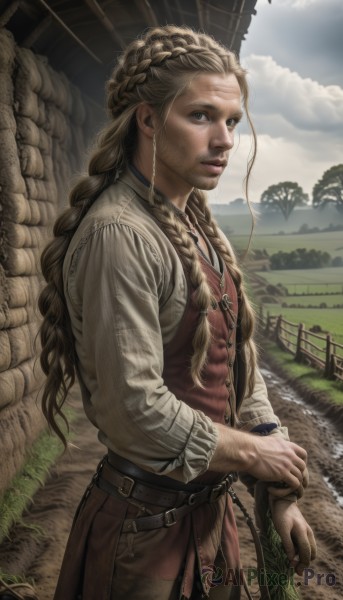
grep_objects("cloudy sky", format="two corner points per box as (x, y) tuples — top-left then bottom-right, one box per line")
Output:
(209, 0), (343, 204)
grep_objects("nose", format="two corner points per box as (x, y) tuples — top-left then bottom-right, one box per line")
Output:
(210, 122), (234, 151)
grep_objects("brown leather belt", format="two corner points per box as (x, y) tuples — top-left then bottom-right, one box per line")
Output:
(97, 455), (237, 532)
(107, 449), (213, 492)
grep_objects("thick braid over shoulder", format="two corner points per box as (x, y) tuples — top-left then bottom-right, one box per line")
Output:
(189, 191), (257, 396)
(148, 196), (212, 387)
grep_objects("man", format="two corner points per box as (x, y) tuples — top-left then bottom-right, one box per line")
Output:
(39, 25), (316, 600)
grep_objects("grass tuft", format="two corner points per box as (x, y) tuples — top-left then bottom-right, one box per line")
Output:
(260, 513), (300, 600)
(0, 408), (76, 544)
(262, 339), (343, 406)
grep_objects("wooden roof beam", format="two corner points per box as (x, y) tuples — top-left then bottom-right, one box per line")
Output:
(196, 0), (209, 30)
(0, 0), (37, 27)
(133, 0), (159, 28)
(22, 15), (52, 47)
(229, 0), (247, 51)
(83, 0), (126, 49)
(35, 0), (103, 63)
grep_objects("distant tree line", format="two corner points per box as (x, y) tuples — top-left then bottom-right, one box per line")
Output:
(252, 248), (342, 269)
(270, 248), (332, 270)
(260, 164), (343, 220)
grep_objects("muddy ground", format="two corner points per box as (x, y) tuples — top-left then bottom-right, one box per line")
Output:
(0, 361), (342, 600)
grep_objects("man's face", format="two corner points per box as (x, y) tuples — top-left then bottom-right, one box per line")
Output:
(155, 72), (243, 200)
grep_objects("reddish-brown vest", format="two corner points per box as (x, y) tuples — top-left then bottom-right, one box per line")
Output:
(161, 251), (242, 597)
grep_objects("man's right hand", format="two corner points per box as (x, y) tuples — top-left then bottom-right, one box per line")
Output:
(247, 434), (307, 491)
(210, 424), (307, 493)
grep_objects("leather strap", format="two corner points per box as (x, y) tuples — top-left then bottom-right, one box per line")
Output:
(107, 450), (214, 492)
(120, 480), (229, 533)
(100, 461), (190, 507)
(121, 499), (212, 533)
(228, 488), (271, 600)
(97, 458), (233, 532)
(99, 460), (232, 511)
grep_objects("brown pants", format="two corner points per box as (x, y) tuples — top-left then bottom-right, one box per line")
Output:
(54, 483), (241, 600)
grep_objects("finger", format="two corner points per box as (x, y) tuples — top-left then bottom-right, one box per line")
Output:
(290, 465), (306, 483)
(268, 485), (295, 498)
(277, 527), (296, 564)
(294, 530), (312, 574)
(281, 471), (304, 491)
(296, 484), (304, 499)
(308, 527), (317, 560)
(292, 456), (307, 474)
(302, 467), (310, 489)
(294, 527), (317, 574)
(291, 443), (307, 462)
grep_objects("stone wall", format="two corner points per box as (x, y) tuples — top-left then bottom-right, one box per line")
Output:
(0, 27), (103, 494)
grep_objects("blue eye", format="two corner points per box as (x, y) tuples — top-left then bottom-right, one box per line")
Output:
(227, 117), (240, 129)
(192, 112), (207, 121)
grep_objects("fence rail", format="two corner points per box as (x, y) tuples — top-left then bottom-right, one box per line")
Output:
(259, 308), (343, 383)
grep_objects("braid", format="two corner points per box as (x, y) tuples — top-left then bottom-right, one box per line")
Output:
(39, 109), (136, 445)
(147, 195), (212, 387)
(189, 191), (257, 396)
(107, 26), (244, 119)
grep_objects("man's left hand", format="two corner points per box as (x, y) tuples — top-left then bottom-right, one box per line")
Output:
(269, 498), (317, 575)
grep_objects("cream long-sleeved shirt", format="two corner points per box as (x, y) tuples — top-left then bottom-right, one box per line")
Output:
(63, 170), (285, 483)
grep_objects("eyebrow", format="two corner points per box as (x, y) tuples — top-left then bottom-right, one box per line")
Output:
(186, 102), (243, 119)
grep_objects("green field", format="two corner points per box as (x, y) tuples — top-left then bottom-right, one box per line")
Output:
(228, 229), (343, 352)
(230, 231), (343, 259)
(281, 294), (343, 307)
(263, 306), (343, 346)
(255, 267), (343, 294)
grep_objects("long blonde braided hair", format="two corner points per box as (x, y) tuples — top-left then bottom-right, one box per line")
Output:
(39, 25), (257, 444)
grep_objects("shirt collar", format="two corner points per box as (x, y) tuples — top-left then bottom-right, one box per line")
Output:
(122, 165), (193, 221)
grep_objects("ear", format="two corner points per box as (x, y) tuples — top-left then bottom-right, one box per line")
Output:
(136, 103), (156, 139)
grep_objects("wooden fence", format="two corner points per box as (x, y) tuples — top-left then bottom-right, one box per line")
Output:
(259, 309), (343, 383)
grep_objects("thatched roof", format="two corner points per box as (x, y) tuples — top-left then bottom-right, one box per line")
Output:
(0, 0), (258, 103)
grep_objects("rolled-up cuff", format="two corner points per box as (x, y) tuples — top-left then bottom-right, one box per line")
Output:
(157, 411), (219, 484)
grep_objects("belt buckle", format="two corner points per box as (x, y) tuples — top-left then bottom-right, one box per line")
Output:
(227, 472), (238, 485)
(164, 508), (177, 527)
(118, 476), (135, 498)
(209, 482), (225, 502)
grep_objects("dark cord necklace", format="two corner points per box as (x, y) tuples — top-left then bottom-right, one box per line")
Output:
(174, 210), (199, 243)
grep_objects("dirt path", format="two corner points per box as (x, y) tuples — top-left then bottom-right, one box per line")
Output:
(0, 366), (342, 599)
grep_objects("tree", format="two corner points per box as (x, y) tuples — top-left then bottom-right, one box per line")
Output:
(231, 197), (245, 206)
(269, 248), (331, 270)
(312, 164), (343, 213)
(260, 182), (308, 220)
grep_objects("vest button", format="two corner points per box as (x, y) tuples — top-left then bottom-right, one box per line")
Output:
(228, 360), (233, 367)
(227, 341), (233, 348)
(229, 323), (235, 330)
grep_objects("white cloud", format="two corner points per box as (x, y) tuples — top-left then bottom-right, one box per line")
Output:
(242, 0), (343, 87)
(276, 0), (323, 7)
(243, 55), (343, 136)
(208, 3), (343, 206)
(267, 0), (322, 7)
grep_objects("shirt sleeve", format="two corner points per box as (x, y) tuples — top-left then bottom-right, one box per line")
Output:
(237, 366), (289, 441)
(67, 222), (219, 483)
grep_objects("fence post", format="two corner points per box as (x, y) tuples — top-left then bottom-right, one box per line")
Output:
(259, 305), (264, 333)
(324, 335), (332, 378)
(295, 323), (304, 362)
(275, 315), (282, 344)
(265, 314), (270, 337)
(329, 354), (336, 380)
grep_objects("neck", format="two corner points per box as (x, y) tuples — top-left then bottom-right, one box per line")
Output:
(132, 157), (192, 212)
